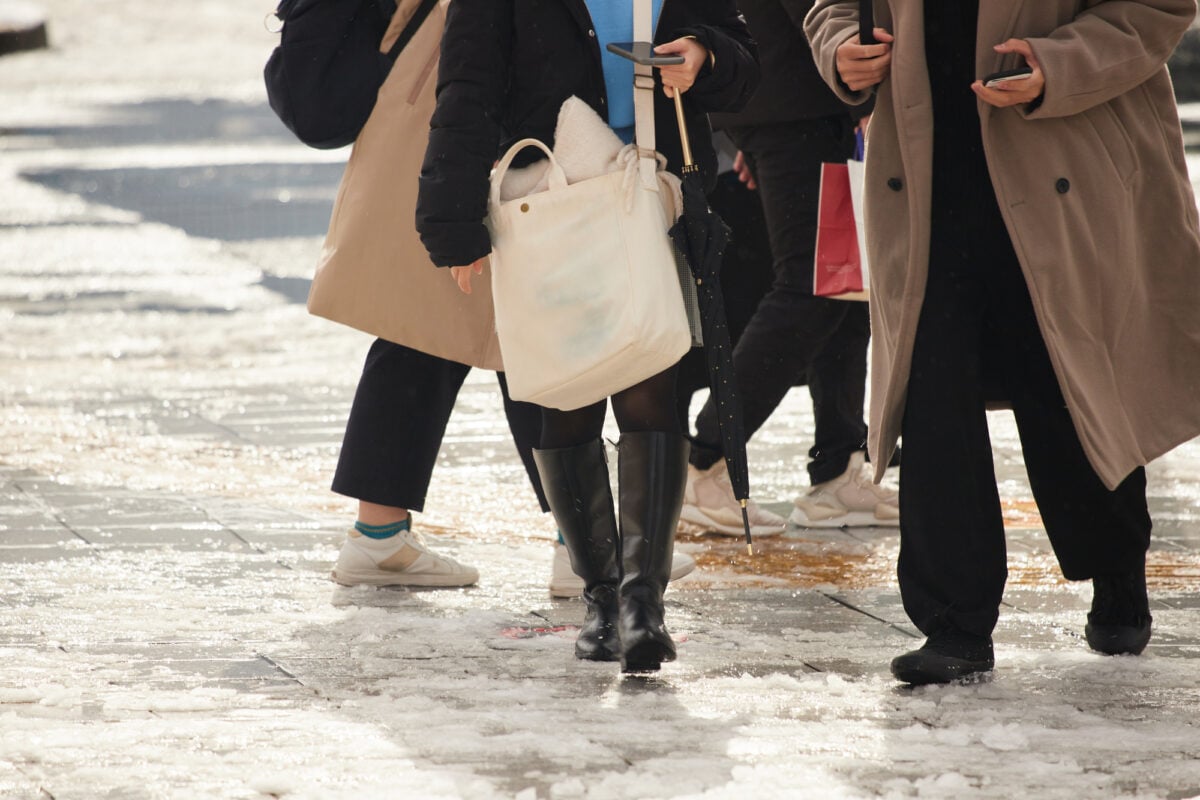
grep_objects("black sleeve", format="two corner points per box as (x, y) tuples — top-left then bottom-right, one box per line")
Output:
(669, 2), (761, 114)
(415, 0), (512, 268)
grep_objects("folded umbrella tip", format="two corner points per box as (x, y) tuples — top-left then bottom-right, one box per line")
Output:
(741, 500), (753, 556)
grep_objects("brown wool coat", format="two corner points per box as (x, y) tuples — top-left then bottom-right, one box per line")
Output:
(806, 0), (1200, 490)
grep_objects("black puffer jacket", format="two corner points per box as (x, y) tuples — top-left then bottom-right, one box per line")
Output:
(416, 0), (760, 268)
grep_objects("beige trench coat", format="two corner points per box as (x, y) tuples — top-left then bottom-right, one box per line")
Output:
(806, 0), (1200, 490)
(308, 0), (504, 370)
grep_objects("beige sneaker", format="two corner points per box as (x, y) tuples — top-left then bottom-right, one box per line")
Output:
(678, 461), (787, 538)
(548, 543), (697, 598)
(790, 451), (900, 528)
(331, 527), (479, 587)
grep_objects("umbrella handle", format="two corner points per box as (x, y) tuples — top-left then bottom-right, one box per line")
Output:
(672, 90), (694, 169)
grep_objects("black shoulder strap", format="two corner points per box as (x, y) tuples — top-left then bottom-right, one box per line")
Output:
(384, 0), (440, 61)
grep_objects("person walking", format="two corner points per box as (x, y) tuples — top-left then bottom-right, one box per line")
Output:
(325, 5), (696, 596)
(806, 0), (1200, 684)
(680, 0), (900, 540)
(417, 0), (759, 671)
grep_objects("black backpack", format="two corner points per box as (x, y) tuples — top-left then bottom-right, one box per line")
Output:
(264, 0), (438, 149)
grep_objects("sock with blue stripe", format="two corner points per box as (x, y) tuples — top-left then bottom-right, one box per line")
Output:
(354, 518), (411, 540)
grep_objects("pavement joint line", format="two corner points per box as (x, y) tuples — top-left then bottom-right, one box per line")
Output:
(255, 653), (305, 687)
(819, 591), (921, 638)
(7, 476), (93, 548)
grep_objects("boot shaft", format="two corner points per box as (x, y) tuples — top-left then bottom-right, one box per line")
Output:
(532, 440), (619, 590)
(617, 431), (690, 596)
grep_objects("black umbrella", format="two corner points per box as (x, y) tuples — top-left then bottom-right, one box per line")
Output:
(668, 92), (754, 555)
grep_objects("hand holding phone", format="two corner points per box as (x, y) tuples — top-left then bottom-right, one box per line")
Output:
(973, 40), (1045, 109)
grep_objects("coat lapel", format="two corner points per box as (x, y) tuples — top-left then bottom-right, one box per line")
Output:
(976, 0), (1024, 78)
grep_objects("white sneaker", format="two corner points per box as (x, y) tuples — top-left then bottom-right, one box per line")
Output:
(678, 461), (787, 538)
(790, 451), (900, 528)
(331, 527), (479, 587)
(548, 543), (697, 598)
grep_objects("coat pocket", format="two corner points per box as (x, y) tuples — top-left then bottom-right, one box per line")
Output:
(1080, 102), (1138, 186)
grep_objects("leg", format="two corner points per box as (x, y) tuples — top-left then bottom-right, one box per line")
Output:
(692, 118), (862, 467)
(889, 223), (1005, 684)
(611, 368), (690, 671)
(678, 167), (777, 430)
(332, 339), (469, 511)
(532, 398), (622, 658)
(330, 340), (477, 587)
(806, 301), (870, 485)
(532, 437), (621, 661)
(896, 261), (1006, 641)
(988, 251), (1153, 654)
(497, 372), (549, 513)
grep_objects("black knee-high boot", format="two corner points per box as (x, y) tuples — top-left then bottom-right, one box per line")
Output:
(532, 440), (620, 662)
(617, 431), (690, 672)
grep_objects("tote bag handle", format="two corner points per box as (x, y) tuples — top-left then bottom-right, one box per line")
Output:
(489, 138), (570, 210)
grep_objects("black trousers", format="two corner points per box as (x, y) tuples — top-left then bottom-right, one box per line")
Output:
(690, 117), (870, 484)
(899, 210), (1152, 640)
(332, 339), (548, 514)
(675, 170), (778, 425)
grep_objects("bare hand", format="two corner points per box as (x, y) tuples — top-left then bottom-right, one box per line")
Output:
(655, 37), (709, 98)
(835, 29), (894, 92)
(732, 150), (756, 190)
(449, 258), (486, 294)
(971, 39), (1045, 108)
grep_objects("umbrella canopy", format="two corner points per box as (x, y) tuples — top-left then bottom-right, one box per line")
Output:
(667, 92), (754, 553)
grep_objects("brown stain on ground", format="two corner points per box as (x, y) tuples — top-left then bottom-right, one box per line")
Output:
(426, 496), (1198, 593)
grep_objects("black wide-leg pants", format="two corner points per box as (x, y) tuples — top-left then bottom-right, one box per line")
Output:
(332, 339), (548, 514)
(898, 215), (1152, 639)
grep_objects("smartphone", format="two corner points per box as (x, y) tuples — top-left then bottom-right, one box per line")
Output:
(606, 41), (685, 67)
(983, 66), (1033, 88)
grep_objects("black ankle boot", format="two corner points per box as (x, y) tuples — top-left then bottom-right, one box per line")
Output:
(890, 629), (995, 686)
(616, 432), (689, 673)
(1086, 570), (1152, 656)
(532, 441), (620, 662)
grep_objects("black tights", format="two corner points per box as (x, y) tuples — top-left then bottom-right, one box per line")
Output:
(539, 366), (680, 449)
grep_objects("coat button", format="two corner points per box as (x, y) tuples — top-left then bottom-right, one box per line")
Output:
(887, 177), (903, 191)
(588, 29), (596, 37)
(1056, 178), (1070, 194)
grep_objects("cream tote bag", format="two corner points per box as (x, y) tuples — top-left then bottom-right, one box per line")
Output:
(487, 131), (690, 411)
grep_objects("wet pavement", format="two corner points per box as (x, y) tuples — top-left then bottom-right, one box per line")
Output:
(2, 3), (1200, 798)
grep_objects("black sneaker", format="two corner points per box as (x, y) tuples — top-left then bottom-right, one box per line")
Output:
(891, 629), (995, 686)
(1086, 571), (1152, 656)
